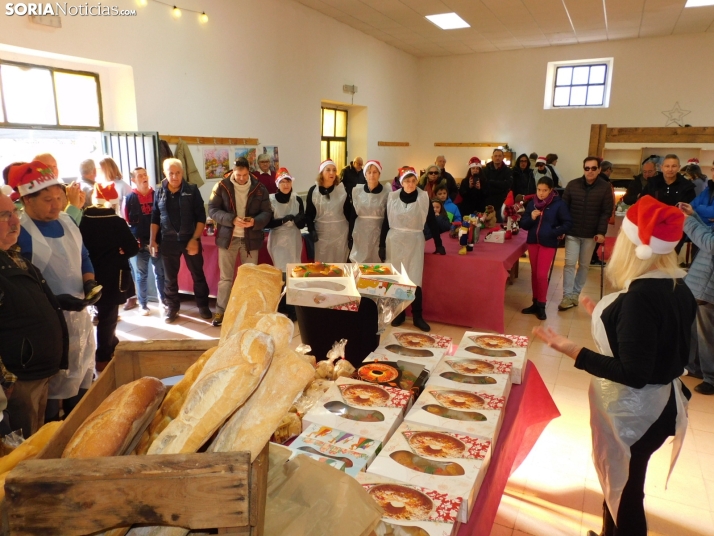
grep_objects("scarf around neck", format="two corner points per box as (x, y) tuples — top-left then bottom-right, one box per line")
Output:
(534, 189), (557, 210)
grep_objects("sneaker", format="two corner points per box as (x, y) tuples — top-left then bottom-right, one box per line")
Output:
(694, 381), (714, 395)
(413, 317), (431, 332)
(198, 306), (212, 320)
(212, 312), (224, 327)
(123, 296), (138, 311)
(141, 307), (150, 316)
(558, 296), (577, 311)
(164, 308), (179, 324)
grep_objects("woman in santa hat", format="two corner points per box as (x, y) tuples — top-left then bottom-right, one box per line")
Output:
(384, 167), (446, 332)
(533, 196), (697, 536)
(458, 157), (485, 215)
(349, 160), (389, 263)
(304, 160), (350, 263)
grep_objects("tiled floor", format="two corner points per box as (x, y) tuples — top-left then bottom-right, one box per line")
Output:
(116, 250), (714, 536)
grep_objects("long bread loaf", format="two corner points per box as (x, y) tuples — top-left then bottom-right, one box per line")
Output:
(134, 346), (218, 455)
(148, 329), (274, 455)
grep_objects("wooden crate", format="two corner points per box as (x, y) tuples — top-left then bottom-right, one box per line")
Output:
(3, 339), (268, 536)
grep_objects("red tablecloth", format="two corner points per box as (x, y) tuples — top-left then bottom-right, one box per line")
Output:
(419, 230), (528, 331)
(458, 360), (560, 536)
(178, 234), (307, 297)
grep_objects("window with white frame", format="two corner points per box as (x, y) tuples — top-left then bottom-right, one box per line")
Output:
(544, 58), (613, 110)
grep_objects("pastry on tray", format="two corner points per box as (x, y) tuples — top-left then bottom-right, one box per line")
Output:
(291, 262), (344, 278)
(359, 264), (393, 276)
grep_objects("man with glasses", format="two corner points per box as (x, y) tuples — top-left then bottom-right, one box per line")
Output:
(435, 155), (458, 201)
(623, 160), (658, 206)
(559, 157), (614, 311)
(482, 148), (513, 223)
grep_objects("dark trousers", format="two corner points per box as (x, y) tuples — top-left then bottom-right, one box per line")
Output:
(45, 387), (88, 422)
(6, 377), (49, 438)
(395, 286), (424, 323)
(599, 385), (677, 536)
(162, 239), (210, 309)
(95, 300), (119, 364)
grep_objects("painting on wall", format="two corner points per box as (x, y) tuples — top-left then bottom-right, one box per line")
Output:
(262, 146), (279, 175)
(235, 147), (257, 171)
(204, 147), (230, 179)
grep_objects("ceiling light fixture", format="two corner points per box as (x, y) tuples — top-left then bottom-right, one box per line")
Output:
(685, 0), (714, 6)
(200, 11), (208, 23)
(172, 5), (181, 17)
(425, 12), (470, 30)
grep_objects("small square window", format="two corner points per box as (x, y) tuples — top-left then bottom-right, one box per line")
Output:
(555, 67), (572, 86)
(545, 59), (612, 109)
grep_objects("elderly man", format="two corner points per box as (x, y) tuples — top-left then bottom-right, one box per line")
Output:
(340, 157), (365, 194)
(435, 155), (458, 201)
(208, 157), (272, 327)
(78, 159), (97, 209)
(0, 189), (70, 437)
(559, 157), (613, 310)
(643, 154), (695, 206)
(252, 153), (276, 194)
(482, 149), (513, 222)
(599, 160), (613, 182)
(34, 152), (85, 224)
(150, 158), (211, 323)
(623, 160), (657, 206)
(9, 161), (100, 422)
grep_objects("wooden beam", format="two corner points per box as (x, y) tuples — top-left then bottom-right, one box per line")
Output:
(588, 124), (607, 158)
(605, 127), (714, 144)
(160, 135), (259, 146)
(434, 142), (507, 148)
(377, 141), (409, 147)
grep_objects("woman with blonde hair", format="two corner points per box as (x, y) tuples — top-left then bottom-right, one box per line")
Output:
(417, 164), (444, 199)
(304, 159), (350, 262)
(533, 196), (696, 536)
(98, 156), (131, 212)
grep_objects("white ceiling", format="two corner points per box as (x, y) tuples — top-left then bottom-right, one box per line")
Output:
(294, 0), (714, 57)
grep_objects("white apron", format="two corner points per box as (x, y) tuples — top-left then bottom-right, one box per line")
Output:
(385, 189), (429, 287)
(588, 270), (688, 519)
(267, 193), (302, 272)
(312, 182), (349, 263)
(21, 212), (96, 399)
(350, 186), (389, 263)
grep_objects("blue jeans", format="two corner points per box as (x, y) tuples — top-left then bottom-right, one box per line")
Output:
(687, 302), (714, 385)
(562, 235), (597, 299)
(135, 245), (165, 308)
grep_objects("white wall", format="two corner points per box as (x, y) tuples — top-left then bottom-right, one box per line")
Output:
(416, 32), (714, 184)
(0, 0), (419, 197)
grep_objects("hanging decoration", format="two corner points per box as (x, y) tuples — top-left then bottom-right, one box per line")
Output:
(139, 0), (208, 23)
(661, 102), (691, 127)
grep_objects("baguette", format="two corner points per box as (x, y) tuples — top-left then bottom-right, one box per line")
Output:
(63, 377), (166, 458)
(219, 264), (283, 343)
(134, 346), (218, 455)
(148, 329), (274, 455)
(238, 312), (294, 354)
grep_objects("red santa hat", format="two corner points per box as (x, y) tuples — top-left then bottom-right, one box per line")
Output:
(621, 196), (684, 260)
(319, 159), (335, 174)
(687, 158), (699, 166)
(363, 160), (382, 174)
(399, 166), (418, 184)
(536, 156), (547, 166)
(274, 167), (293, 187)
(94, 182), (119, 202)
(468, 157), (482, 169)
(7, 161), (62, 197)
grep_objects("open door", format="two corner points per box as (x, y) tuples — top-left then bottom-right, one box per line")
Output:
(101, 131), (161, 187)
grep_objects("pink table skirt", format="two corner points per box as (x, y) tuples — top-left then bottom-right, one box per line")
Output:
(458, 360), (560, 535)
(418, 229), (528, 332)
(178, 234), (307, 297)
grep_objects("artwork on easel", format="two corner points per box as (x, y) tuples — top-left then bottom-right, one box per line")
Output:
(262, 146), (279, 175)
(203, 147), (230, 179)
(235, 147), (257, 171)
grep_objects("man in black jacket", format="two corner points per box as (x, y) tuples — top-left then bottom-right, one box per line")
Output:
(436, 155), (458, 201)
(150, 158), (210, 323)
(623, 160), (657, 206)
(559, 157), (614, 311)
(208, 157), (273, 327)
(0, 191), (68, 437)
(339, 157), (365, 194)
(642, 154), (696, 206)
(481, 149), (513, 222)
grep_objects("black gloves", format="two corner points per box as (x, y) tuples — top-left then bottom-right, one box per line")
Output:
(434, 245), (446, 255)
(378, 247), (386, 262)
(282, 214), (295, 223)
(56, 294), (87, 312)
(310, 230), (319, 243)
(294, 213), (306, 229)
(83, 279), (103, 306)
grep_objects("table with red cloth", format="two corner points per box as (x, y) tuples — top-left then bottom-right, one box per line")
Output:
(458, 360), (560, 536)
(178, 234), (308, 297)
(418, 229), (528, 331)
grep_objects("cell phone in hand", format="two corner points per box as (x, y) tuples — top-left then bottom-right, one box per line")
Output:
(85, 284), (103, 301)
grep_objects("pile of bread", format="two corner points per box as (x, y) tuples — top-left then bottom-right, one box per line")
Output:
(0, 264), (318, 536)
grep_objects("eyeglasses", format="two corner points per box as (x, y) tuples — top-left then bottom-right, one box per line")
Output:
(0, 209), (21, 222)
(583, 166), (599, 172)
(428, 171), (439, 175)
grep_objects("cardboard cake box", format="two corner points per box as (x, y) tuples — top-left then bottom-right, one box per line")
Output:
(355, 263), (417, 299)
(383, 328), (453, 353)
(405, 385), (505, 444)
(289, 423), (382, 476)
(426, 357), (512, 400)
(367, 422), (491, 523)
(364, 342), (445, 373)
(285, 263), (361, 310)
(354, 472), (462, 536)
(302, 377), (409, 445)
(356, 360), (429, 402)
(455, 331), (529, 384)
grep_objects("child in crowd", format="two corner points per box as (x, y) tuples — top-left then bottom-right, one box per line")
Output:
(434, 184), (462, 225)
(519, 177), (572, 320)
(424, 199), (451, 240)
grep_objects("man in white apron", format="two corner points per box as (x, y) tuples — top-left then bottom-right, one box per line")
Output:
(12, 161), (101, 420)
(534, 196), (696, 536)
